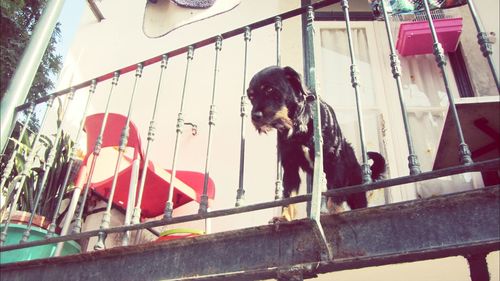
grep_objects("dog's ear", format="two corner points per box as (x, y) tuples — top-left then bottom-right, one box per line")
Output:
(283, 66), (308, 101)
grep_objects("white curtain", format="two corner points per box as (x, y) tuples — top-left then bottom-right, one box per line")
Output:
(319, 26), (480, 204)
(400, 54), (480, 198)
(320, 27), (387, 207)
(320, 28), (376, 108)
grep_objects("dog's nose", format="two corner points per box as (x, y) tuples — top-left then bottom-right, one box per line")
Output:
(252, 111), (263, 122)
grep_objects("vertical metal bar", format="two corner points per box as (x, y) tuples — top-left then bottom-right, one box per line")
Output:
(46, 80), (97, 239)
(164, 46), (195, 219)
(466, 253), (491, 281)
(129, 55), (169, 240)
(199, 36), (223, 214)
(341, 0), (372, 184)
(301, 0), (314, 215)
(274, 16), (284, 201)
(94, 64), (144, 250)
(0, 102), (35, 192)
(20, 89), (75, 243)
(0, 0), (66, 152)
(379, 0), (421, 176)
(304, 6), (332, 261)
(422, 0), (473, 166)
(305, 7), (323, 220)
(275, 16), (282, 67)
(0, 96), (55, 246)
(54, 188), (81, 256)
(122, 158), (139, 246)
(72, 72), (121, 234)
(235, 27), (252, 207)
(466, 0), (499, 89)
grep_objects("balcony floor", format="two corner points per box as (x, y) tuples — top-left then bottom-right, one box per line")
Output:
(1, 186), (499, 281)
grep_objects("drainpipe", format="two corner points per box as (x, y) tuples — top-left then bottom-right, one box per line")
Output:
(87, 0), (104, 22)
(0, 0), (66, 152)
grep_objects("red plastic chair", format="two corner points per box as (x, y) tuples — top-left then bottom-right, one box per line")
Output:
(74, 113), (215, 219)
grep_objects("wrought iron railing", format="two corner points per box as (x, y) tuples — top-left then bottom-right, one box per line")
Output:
(0, 0), (498, 271)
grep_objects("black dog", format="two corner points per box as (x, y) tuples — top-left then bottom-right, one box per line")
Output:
(247, 66), (386, 221)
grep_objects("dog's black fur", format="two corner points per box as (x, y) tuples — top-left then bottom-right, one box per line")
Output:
(247, 66), (386, 219)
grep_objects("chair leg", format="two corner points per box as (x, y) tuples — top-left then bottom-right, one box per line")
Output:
(54, 187), (82, 256)
(123, 159), (140, 246)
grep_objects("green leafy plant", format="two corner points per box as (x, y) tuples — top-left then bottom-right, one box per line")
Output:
(1, 103), (78, 224)
(0, 0), (62, 102)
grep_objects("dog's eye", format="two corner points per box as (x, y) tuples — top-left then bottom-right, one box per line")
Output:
(265, 87), (281, 101)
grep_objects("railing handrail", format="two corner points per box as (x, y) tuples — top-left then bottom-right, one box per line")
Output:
(2, 158), (498, 253)
(14, 0), (342, 113)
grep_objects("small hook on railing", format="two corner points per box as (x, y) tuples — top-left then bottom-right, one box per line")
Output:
(184, 122), (198, 136)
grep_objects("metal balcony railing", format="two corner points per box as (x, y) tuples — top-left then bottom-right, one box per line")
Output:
(0, 0), (499, 280)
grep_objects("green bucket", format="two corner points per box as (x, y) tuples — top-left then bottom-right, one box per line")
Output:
(0, 224), (81, 264)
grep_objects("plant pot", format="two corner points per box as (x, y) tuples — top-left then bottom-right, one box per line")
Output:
(0, 212), (80, 264)
(156, 228), (203, 242)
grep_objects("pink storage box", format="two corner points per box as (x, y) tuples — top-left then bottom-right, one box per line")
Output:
(396, 17), (463, 56)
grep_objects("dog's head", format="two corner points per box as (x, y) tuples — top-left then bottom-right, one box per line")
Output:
(247, 66), (309, 134)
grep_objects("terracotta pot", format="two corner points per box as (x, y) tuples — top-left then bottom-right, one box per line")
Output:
(4, 210), (51, 230)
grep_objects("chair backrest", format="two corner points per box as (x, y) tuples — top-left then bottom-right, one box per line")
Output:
(84, 113), (144, 158)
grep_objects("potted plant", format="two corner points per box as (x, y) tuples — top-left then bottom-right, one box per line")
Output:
(0, 101), (82, 264)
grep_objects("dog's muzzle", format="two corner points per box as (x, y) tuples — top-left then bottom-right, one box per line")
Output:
(251, 108), (293, 134)
(251, 111), (273, 133)
(251, 111), (264, 123)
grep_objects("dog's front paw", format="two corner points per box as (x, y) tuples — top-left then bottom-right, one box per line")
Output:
(327, 198), (345, 214)
(268, 216), (291, 225)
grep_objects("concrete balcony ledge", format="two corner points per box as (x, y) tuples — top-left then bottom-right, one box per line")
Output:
(1, 186), (499, 281)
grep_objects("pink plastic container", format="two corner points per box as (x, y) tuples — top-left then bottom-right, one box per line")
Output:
(396, 18), (463, 56)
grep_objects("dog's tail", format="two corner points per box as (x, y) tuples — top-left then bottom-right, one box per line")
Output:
(367, 152), (386, 181)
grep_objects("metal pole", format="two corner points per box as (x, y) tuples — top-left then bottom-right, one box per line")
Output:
(304, 6), (331, 261)
(164, 46), (195, 219)
(0, 102), (35, 192)
(466, 0), (499, 89)
(130, 55), (169, 238)
(21, 89), (75, 243)
(235, 27), (251, 207)
(46, 80), (97, 239)
(378, 0), (421, 175)
(275, 16), (282, 67)
(274, 16), (284, 201)
(304, 7), (323, 220)
(94, 64), (143, 250)
(465, 253), (491, 281)
(0, 0), (66, 152)
(72, 72), (120, 234)
(0, 96), (55, 246)
(422, 0), (473, 166)
(301, 0), (314, 215)
(341, 0), (372, 184)
(199, 36), (223, 214)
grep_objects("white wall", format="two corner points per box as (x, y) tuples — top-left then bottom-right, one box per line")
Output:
(457, 2), (499, 96)
(53, 0), (307, 236)
(473, 0), (499, 76)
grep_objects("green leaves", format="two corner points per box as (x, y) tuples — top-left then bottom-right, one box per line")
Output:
(0, 1), (26, 19)
(1, 121), (75, 219)
(0, 0), (62, 102)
